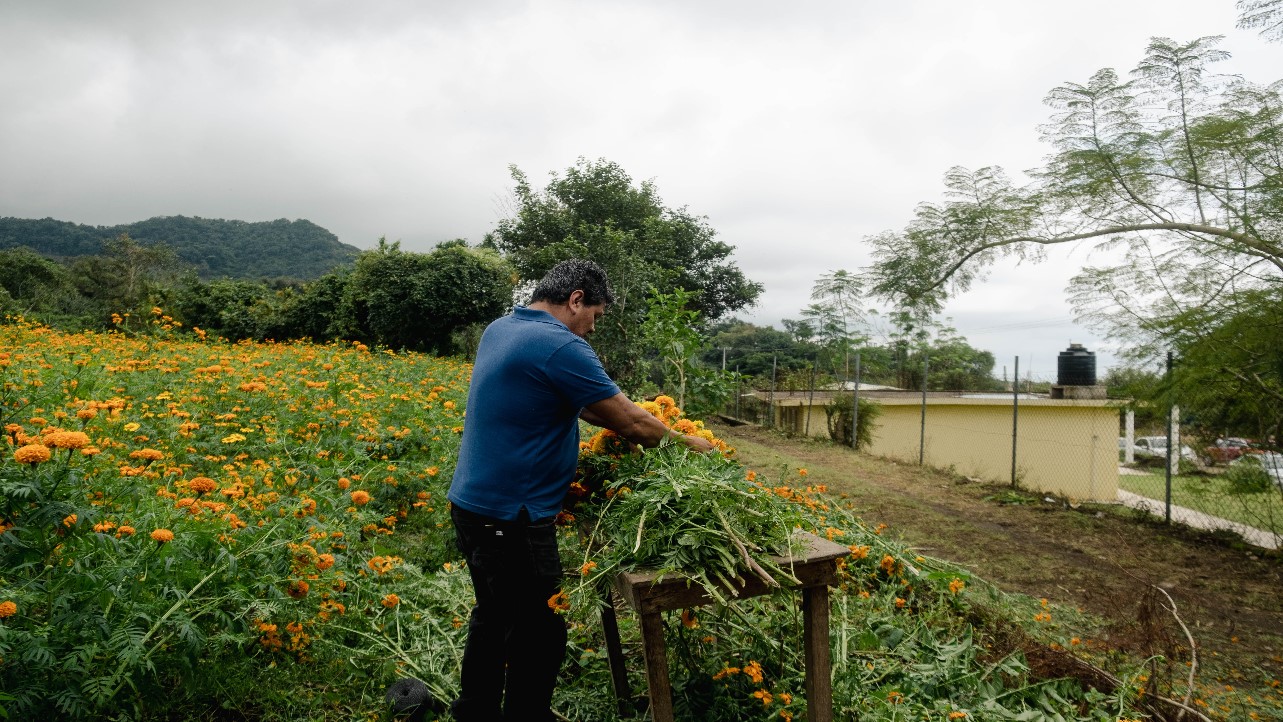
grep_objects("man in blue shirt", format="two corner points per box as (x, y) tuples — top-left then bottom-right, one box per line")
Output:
(447, 259), (714, 721)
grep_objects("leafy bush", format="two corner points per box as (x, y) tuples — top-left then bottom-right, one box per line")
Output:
(1224, 459), (1275, 494)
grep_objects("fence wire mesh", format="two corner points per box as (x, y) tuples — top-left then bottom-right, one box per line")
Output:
(719, 355), (1283, 551)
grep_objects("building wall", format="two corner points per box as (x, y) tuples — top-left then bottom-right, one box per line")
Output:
(865, 399), (1119, 501)
(768, 394), (1120, 501)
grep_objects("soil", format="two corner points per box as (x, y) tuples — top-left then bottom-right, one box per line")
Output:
(711, 421), (1283, 712)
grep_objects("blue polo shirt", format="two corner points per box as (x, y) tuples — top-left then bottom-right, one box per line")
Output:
(448, 306), (620, 521)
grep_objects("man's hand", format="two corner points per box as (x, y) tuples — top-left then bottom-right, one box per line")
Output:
(680, 433), (717, 453)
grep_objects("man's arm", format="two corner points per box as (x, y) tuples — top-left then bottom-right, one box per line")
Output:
(583, 393), (716, 453)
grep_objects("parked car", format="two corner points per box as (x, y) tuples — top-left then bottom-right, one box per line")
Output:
(1231, 451), (1283, 485)
(1204, 437), (1255, 464)
(1121, 436), (1198, 461)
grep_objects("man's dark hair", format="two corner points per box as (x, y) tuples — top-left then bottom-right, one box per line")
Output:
(529, 259), (615, 306)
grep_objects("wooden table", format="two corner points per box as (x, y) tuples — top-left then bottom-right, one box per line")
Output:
(598, 531), (850, 722)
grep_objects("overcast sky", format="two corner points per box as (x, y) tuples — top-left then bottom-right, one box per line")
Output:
(2, 0), (1277, 380)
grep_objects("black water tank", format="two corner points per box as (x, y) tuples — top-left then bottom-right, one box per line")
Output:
(1057, 343), (1096, 386)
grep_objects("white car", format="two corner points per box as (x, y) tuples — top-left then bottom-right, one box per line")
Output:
(1123, 436), (1198, 461)
(1232, 451), (1283, 485)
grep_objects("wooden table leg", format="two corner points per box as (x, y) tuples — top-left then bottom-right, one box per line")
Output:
(639, 611), (675, 722)
(802, 585), (833, 722)
(598, 588), (632, 717)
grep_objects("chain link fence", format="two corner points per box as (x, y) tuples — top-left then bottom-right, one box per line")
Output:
(720, 354), (1283, 551)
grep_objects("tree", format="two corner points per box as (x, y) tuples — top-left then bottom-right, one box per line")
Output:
(701, 320), (815, 380)
(342, 239), (515, 354)
(801, 269), (870, 380)
(486, 158), (762, 391)
(864, 30), (1282, 401)
(1238, 0), (1283, 42)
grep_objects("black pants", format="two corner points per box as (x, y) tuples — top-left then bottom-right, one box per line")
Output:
(450, 505), (567, 722)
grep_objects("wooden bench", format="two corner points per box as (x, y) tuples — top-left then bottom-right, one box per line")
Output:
(597, 531), (849, 721)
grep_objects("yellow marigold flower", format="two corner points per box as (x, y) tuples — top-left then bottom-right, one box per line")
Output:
(443, 400), (456, 410)
(0, 600), (16, 618)
(189, 476), (218, 495)
(638, 400), (662, 419)
(150, 528), (175, 543)
(350, 490), (371, 506)
(381, 593), (400, 608)
(123, 422), (141, 432)
(14, 444), (51, 465)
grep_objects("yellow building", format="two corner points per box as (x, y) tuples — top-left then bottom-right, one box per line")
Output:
(765, 390), (1120, 502)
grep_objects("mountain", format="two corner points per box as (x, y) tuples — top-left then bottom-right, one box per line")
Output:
(0, 215), (363, 280)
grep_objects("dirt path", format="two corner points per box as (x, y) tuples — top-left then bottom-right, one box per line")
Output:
(712, 421), (1283, 703)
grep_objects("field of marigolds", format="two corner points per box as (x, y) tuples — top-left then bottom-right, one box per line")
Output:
(1, 315), (1167, 721)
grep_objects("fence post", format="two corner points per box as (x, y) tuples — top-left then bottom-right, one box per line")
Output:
(769, 353), (778, 429)
(1124, 409), (1135, 464)
(919, 355), (929, 465)
(851, 351), (861, 450)
(1165, 351), (1173, 523)
(805, 361), (816, 437)
(1011, 356), (1019, 488)
(733, 364), (740, 419)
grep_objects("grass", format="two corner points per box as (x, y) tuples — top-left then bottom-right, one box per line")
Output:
(1118, 468), (1283, 535)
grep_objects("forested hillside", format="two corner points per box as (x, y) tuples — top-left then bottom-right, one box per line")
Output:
(0, 215), (361, 280)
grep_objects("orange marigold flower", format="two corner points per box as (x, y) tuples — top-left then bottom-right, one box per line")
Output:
(752, 689), (773, 706)
(949, 578), (966, 594)
(350, 490), (371, 506)
(117, 525), (136, 537)
(189, 476), (217, 495)
(76, 408), (98, 421)
(580, 561), (597, 576)
(62, 514), (77, 528)
(654, 394), (676, 408)
(745, 470), (757, 482)
(797, 468), (808, 477)
(680, 608), (699, 629)
(287, 580), (310, 598)
(130, 448), (164, 462)
(381, 593), (400, 608)
(743, 660), (764, 684)
(14, 444), (51, 465)
(315, 553), (335, 571)
(895, 597), (907, 609)
(880, 555), (897, 574)
(93, 521), (116, 533)
(150, 528), (175, 543)
(547, 591), (570, 613)
(948, 712), (968, 719)
(337, 476), (351, 490)
(849, 544), (870, 560)
(47, 431), (90, 450)
(0, 600), (16, 618)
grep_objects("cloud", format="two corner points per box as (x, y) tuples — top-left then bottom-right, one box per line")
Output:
(1, 0), (1276, 376)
